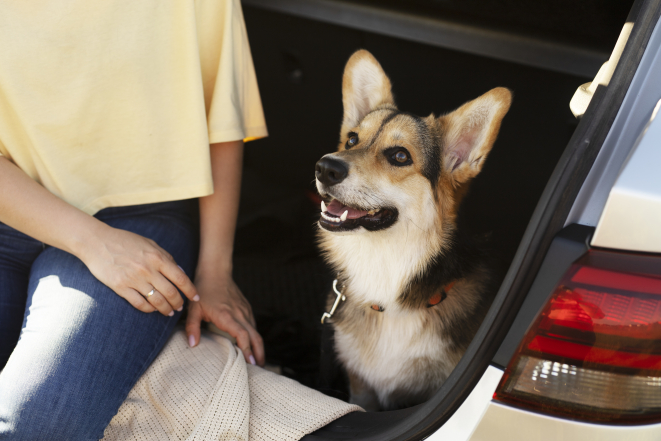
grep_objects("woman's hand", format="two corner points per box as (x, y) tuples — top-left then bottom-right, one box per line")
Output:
(81, 225), (199, 316)
(185, 272), (265, 366)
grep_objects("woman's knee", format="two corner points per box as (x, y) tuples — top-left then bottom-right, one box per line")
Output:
(0, 237), (184, 441)
(0, 383), (107, 441)
(0, 284), (113, 440)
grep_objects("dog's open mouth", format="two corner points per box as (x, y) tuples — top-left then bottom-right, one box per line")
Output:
(318, 198), (398, 232)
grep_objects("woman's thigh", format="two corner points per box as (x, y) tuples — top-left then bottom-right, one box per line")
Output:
(0, 222), (43, 370)
(0, 201), (198, 441)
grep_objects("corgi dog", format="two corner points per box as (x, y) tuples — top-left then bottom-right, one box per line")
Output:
(315, 50), (511, 411)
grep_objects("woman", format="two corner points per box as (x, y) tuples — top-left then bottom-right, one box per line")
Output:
(0, 1), (267, 439)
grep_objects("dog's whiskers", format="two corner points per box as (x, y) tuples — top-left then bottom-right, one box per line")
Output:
(355, 189), (386, 210)
(401, 215), (424, 232)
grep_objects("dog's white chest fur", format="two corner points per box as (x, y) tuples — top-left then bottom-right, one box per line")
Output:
(322, 194), (441, 304)
(334, 308), (459, 409)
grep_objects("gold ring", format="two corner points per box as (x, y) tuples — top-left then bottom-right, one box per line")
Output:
(147, 289), (155, 297)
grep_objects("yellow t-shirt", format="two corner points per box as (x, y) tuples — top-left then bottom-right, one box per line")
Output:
(0, 0), (267, 215)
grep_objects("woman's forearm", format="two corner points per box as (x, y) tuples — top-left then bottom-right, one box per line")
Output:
(0, 156), (106, 258)
(0, 138), (245, 272)
(196, 140), (244, 278)
(186, 139), (265, 365)
(0, 156), (198, 315)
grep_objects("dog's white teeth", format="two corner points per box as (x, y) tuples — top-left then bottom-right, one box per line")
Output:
(321, 211), (339, 222)
(340, 210), (348, 222)
(321, 200), (326, 212)
(368, 209), (376, 215)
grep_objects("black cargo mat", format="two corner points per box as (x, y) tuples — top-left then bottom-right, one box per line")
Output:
(233, 253), (349, 394)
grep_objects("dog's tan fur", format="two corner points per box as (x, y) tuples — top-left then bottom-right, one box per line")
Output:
(316, 50), (511, 411)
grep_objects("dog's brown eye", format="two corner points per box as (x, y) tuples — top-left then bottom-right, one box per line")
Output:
(384, 147), (413, 167)
(346, 133), (358, 149)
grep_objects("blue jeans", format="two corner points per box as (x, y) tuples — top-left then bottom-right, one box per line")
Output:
(0, 200), (199, 440)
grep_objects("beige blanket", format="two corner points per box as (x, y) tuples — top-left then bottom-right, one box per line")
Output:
(103, 329), (362, 441)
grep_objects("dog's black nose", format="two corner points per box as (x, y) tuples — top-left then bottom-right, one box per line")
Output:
(315, 157), (348, 186)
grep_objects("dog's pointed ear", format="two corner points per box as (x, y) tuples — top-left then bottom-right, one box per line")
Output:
(440, 87), (512, 184)
(342, 50), (395, 131)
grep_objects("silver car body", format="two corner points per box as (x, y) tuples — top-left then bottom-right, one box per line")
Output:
(427, 14), (661, 441)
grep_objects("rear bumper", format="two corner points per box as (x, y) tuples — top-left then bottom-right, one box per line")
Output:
(469, 400), (661, 441)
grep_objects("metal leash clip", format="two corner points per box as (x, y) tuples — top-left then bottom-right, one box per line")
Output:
(321, 279), (346, 324)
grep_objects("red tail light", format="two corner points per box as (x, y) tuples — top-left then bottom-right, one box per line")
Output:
(494, 249), (661, 424)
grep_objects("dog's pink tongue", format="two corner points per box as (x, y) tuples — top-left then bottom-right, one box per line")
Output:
(327, 200), (369, 219)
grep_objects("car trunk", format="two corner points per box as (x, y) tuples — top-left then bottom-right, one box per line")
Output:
(228, 0), (641, 437)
